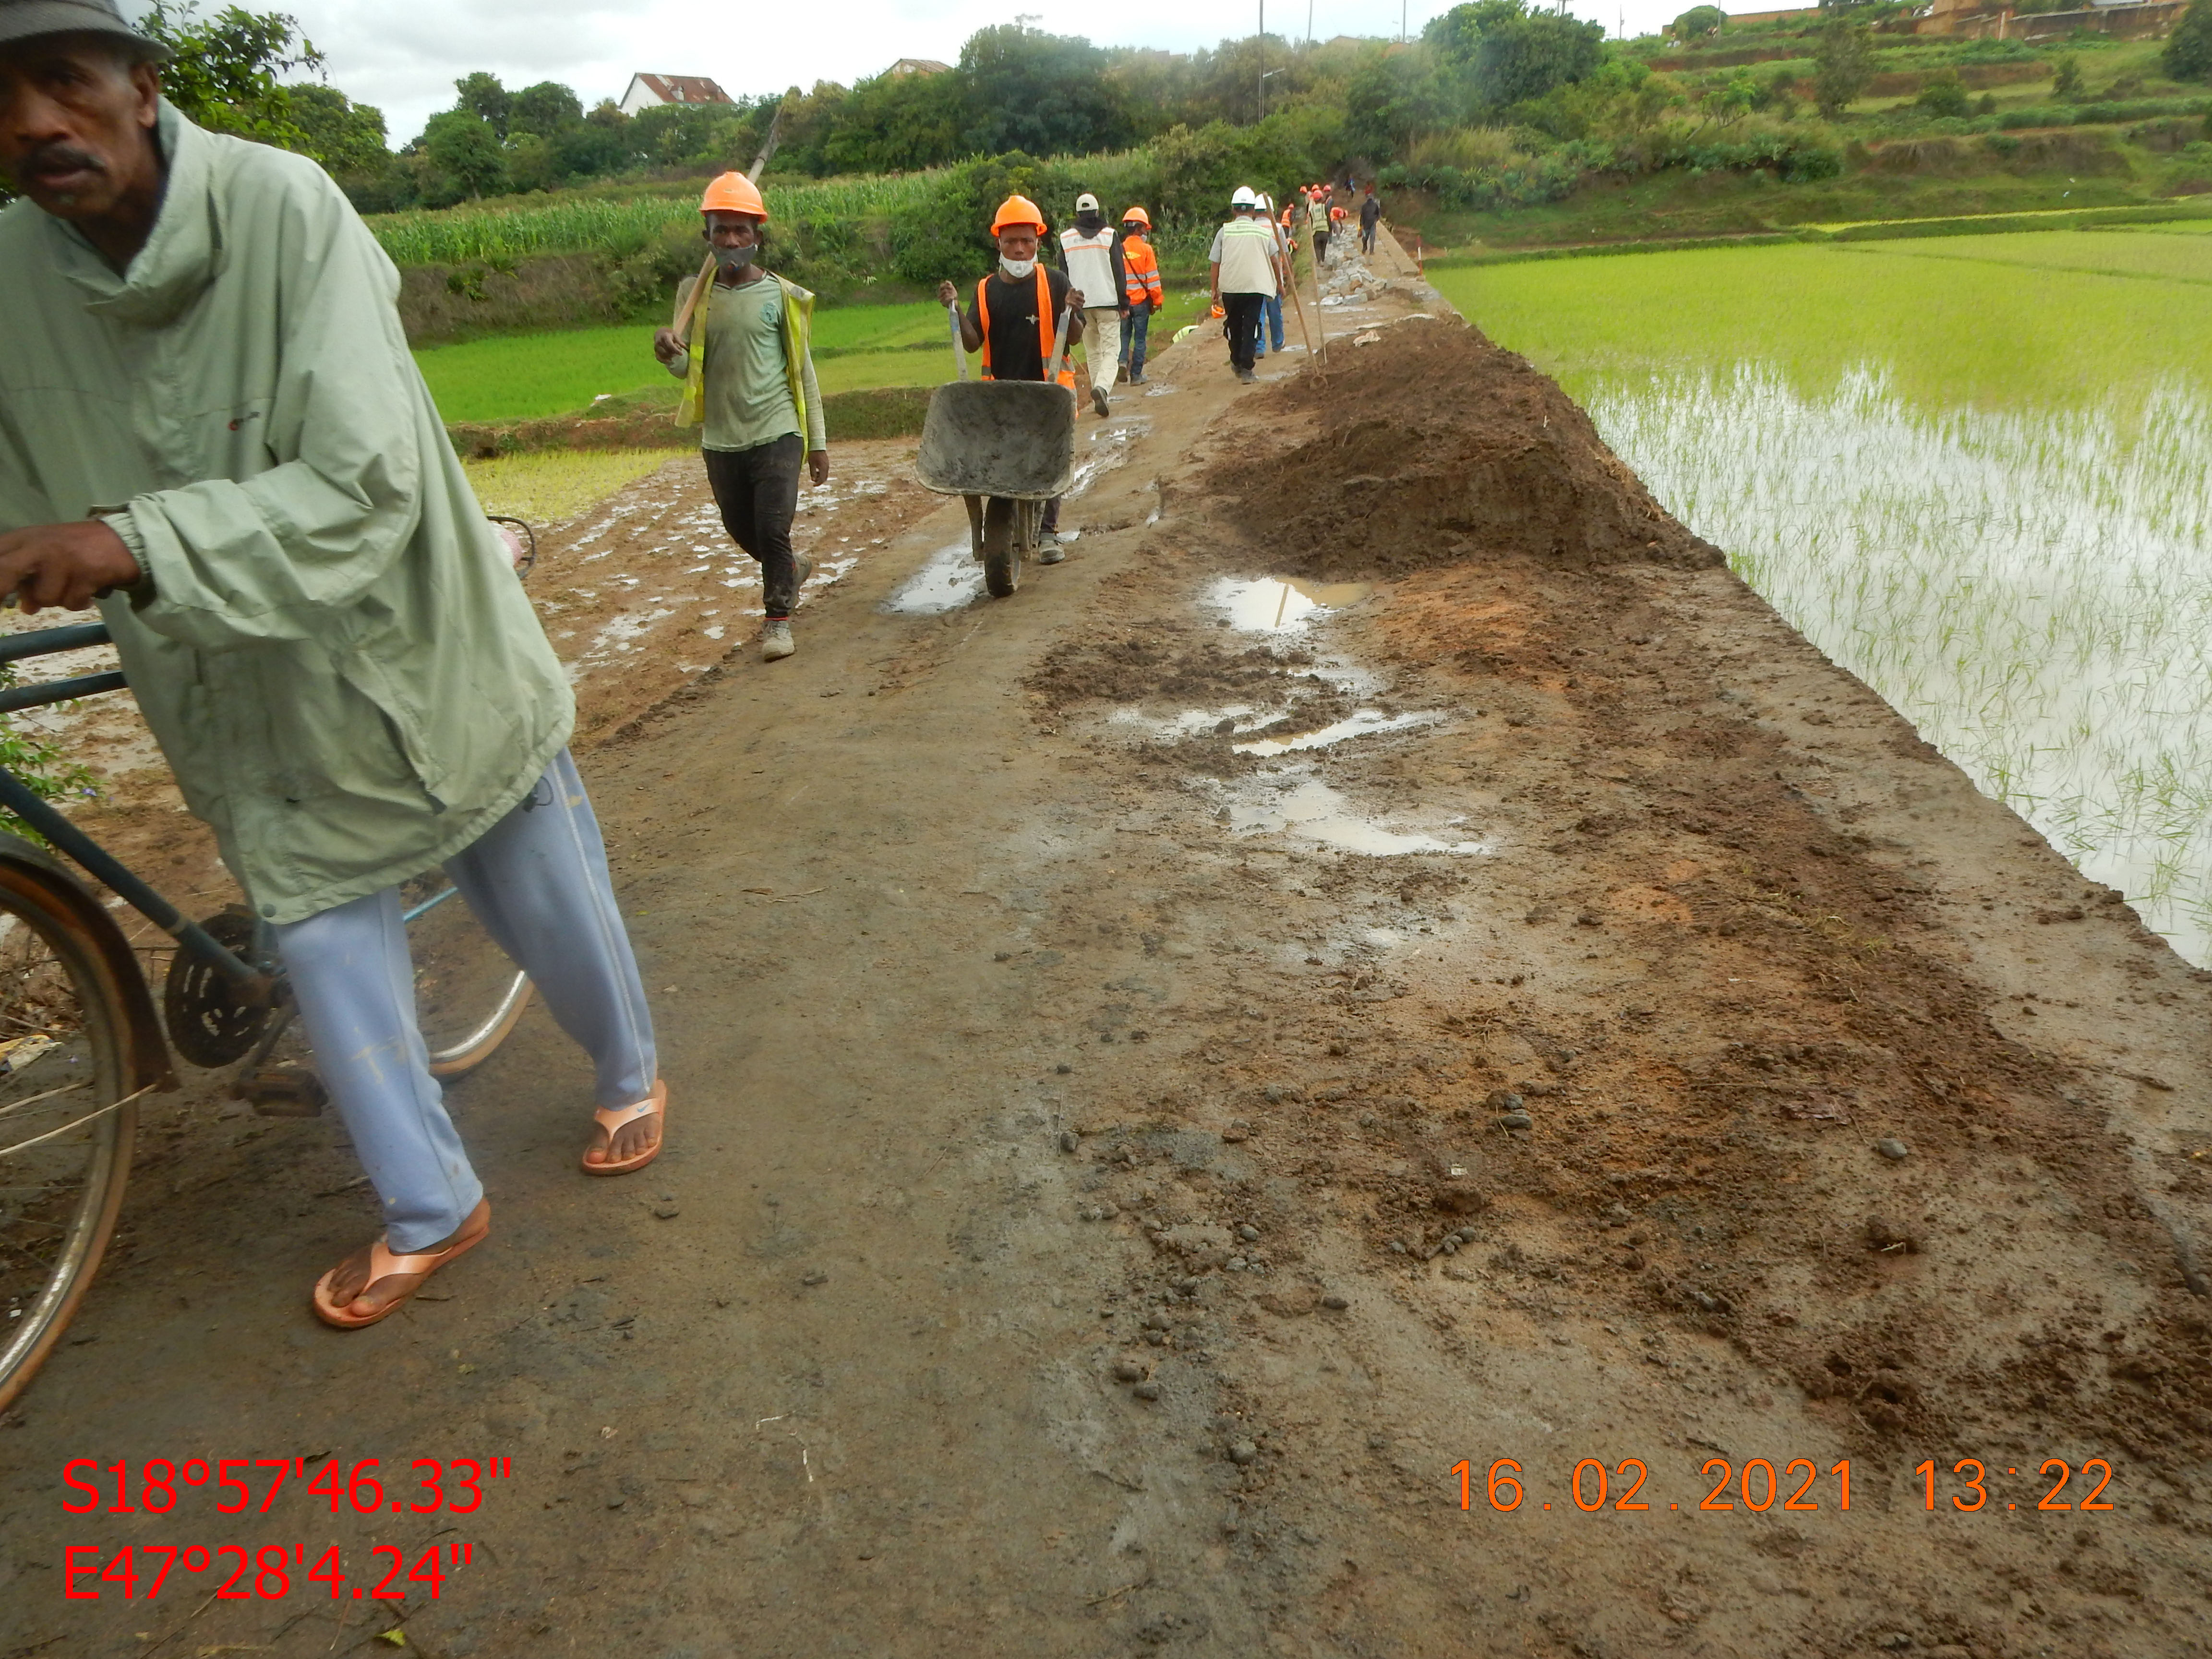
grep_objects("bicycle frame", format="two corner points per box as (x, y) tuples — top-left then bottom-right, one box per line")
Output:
(0, 622), (275, 998)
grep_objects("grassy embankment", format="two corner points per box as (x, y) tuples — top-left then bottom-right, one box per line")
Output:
(1431, 228), (2212, 953)
(1403, 33), (2212, 254)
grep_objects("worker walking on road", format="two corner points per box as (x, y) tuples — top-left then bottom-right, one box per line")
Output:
(1210, 186), (1278, 385)
(1117, 205), (1164, 385)
(1309, 185), (1332, 267)
(0, 0), (663, 1330)
(1252, 192), (1287, 361)
(938, 195), (1086, 563)
(1359, 186), (1382, 256)
(655, 171), (828, 663)
(1056, 191), (1125, 419)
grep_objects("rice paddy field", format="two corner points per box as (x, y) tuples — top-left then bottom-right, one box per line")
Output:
(1434, 230), (2212, 961)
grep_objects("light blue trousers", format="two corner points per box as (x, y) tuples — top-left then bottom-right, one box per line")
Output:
(274, 750), (656, 1250)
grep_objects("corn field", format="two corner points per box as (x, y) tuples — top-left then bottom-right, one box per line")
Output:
(368, 174), (942, 266)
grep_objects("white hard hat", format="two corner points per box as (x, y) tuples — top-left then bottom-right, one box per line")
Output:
(1074, 192), (1100, 212)
(1230, 185), (1258, 207)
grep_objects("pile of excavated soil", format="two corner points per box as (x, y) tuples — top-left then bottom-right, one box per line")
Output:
(1206, 317), (1724, 577)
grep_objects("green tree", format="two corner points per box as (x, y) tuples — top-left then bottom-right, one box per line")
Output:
(1342, 47), (1451, 158)
(451, 71), (512, 136)
(1670, 5), (1726, 38)
(139, 0), (321, 144)
(509, 81), (583, 140)
(2051, 53), (2084, 98)
(958, 24), (1134, 156)
(2166, 0), (2212, 80)
(1812, 16), (1875, 117)
(1470, 4), (1608, 111)
(1915, 68), (1970, 117)
(284, 82), (387, 176)
(420, 108), (506, 200)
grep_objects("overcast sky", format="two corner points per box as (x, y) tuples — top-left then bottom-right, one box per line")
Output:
(143, 0), (1687, 147)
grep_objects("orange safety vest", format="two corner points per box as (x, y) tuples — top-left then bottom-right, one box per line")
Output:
(1120, 235), (1164, 311)
(975, 268), (1076, 388)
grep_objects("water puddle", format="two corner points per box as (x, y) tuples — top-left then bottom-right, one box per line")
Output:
(1211, 576), (1374, 633)
(1232, 708), (1441, 756)
(1228, 777), (1486, 856)
(885, 539), (984, 615)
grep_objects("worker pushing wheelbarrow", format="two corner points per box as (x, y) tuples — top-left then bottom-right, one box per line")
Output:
(928, 195), (1085, 599)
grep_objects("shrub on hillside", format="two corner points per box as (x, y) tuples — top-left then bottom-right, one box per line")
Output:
(2168, 0), (2212, 82)
(1916, 70), (1972, 119)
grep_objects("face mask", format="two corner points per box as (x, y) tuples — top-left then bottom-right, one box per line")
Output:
(1121, 225), (1142, 238)
(999, 256), (1037, 279)
(714, 243), (755, 276)
(1075, 212), (1103, 232)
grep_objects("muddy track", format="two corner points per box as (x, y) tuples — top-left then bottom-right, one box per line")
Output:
(1, 240), (2208, 1659)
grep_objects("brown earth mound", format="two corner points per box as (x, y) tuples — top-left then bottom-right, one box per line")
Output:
(1205, 317), (1724, 577)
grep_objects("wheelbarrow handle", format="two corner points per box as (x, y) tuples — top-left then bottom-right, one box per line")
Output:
(946, 301), (968, 383)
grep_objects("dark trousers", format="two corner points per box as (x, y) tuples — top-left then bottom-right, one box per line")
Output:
(1314, 230), (1329, 265)
(704, 433), (804, 620)
(1360, 223), (1377, 253)
(1119, 303), (1152, 377)
(1222, 292), (1266, 373)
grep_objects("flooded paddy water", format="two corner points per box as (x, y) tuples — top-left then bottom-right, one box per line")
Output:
(1437, 226), (2212, 961)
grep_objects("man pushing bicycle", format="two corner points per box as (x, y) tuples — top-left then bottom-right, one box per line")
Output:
(0, 0), (664, 1328)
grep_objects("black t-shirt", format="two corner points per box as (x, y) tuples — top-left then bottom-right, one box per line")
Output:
(966, 267), (1073, 382)
(1360, 196), (1381, 228)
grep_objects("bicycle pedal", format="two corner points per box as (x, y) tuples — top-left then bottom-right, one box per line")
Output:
(240, 1068), (327, 1118)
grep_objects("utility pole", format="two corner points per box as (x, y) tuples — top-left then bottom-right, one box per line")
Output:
(1401, 0), (1407, 43)
(1259, 0), (1266, 120)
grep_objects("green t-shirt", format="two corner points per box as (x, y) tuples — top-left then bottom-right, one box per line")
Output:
(701, 276), (824, 453)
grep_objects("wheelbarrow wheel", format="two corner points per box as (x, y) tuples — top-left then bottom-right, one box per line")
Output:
(981, 496), (1021, 599)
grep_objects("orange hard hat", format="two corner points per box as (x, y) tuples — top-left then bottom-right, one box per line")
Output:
(991, 194), (1046, 234)
(700, 171), (768, 221)
(1120, 204), (1152, 228)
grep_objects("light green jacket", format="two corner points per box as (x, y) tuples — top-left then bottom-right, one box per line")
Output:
(0, 104), (572, 924)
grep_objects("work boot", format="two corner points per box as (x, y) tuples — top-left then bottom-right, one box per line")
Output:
(760, 619), (795, 661)
(1115, 364), (1130, 385)
(1091, 385), (1111, 419)
(1037, 532), (1066, 566)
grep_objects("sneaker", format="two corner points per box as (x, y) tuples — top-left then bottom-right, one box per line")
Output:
(1130, 370), (1147, 385)
(1037, 532), (1066, 565)
(1090, 385), (1111, 418)
(760, 619), (795, 661)
(793, 552), (815, 591)
(1115, 364), (1130, 385)
(1235, 368), (1257, 385)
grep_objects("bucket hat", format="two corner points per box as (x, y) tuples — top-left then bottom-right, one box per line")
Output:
(0, 0), (170, 59)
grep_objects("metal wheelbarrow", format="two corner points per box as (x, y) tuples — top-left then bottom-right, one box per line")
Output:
(914, 297), (1080, 598)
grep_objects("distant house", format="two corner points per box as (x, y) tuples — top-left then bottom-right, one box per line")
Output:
(886, 58), (952, 77)
(618, 73), (737, 117)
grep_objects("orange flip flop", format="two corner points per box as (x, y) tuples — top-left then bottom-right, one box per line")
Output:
(311, 1199), (490, 1331)
(582, 1078), (667, 1176)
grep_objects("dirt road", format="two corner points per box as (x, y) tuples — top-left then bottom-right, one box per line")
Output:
(3, 239), (2210, 1659)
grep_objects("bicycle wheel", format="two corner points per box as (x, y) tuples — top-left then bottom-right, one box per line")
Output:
(400, 873), (532, 1080)
(0, 862), (137, 1414)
